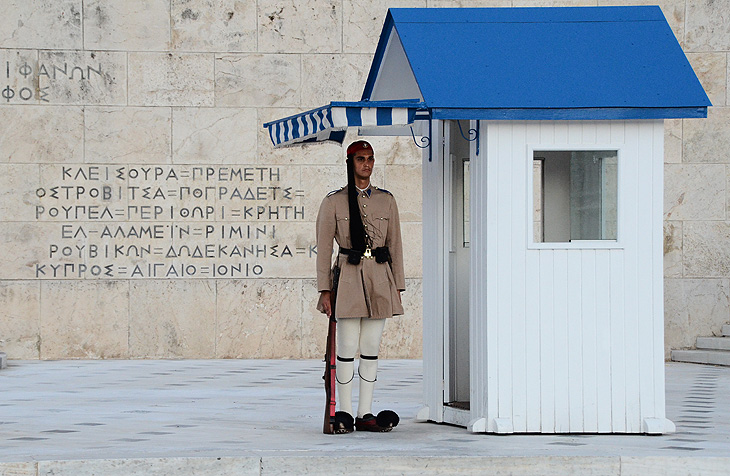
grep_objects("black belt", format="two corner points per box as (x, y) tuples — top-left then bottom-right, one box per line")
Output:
(339, 246), (391, 265)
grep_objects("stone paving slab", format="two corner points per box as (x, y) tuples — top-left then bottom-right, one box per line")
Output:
(0, 360), (729, 475)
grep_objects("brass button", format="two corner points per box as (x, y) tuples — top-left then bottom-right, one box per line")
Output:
(363, 204), (367, 208)
(363, 214), (367, 217)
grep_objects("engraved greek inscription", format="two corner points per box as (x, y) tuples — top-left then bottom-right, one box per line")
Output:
(19, 87), (32, 100)
(87, 64), (102, 78)
(0, 85), (35, 101)
(45, 185), (112, 200)
(2, 85), (15, 102)
(62, 166), (104, 181)
(35, 205), (116, 220)
(100, 225), (167, 239)
(35, 262), (114, 278)
(33, 62), (103, 82)
(192, 166), (280, 181)
(60, 225), (88, 238)
(18, 62), (32, 78)
(270, 245), (293, 258)
(31, 163), (310, 279)
(52, 63), (68, 80)
(127, 205), (164, 220)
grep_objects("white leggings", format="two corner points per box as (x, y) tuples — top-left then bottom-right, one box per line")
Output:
(336, 317), (386, 418)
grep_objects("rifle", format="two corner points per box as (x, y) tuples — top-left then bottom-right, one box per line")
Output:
(322, 264), (341, 434)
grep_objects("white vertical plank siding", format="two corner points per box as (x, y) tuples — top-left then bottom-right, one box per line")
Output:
(551, 123), (571, 433)
(582, 121), (598, 144)
(511, 123), (528, 432)
(623, 123), (642, 433)
(538, 121), (558, 433)
(651, 121), (666, 421)
(484, 121), (500, 426)
(595, 250), (612, 432)
(524, 125), (543, 433)
(444, 119), (667, 433)
(582, 121), (600, 433)
(421, 120), (445, 423)
(552, 249), (570, 432)
(608, 122), (627, 432)
(566, 251), (583, 431)
(581, 250), (598, 432)
(470, 119), (488, 426)
(594, 122), (616, 431)
(442, 123), (453, 402)
(538, 250), (555, 432)
(637, 121), (656, 424)
(496, 122), (514, 424)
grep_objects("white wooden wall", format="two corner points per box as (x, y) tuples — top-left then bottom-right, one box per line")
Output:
(420, 121), (447, 423)
(471, 120), (670, 433)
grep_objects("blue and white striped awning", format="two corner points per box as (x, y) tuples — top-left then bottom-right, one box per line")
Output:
(263, 100), (427, 148)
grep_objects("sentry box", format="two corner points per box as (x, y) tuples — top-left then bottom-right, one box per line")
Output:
(264, 6), (710, 434)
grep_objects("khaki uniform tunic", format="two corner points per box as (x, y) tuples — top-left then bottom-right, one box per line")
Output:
(316, 186), (405, 319)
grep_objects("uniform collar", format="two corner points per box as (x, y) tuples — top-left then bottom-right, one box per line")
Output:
(356, 183), (372, 197)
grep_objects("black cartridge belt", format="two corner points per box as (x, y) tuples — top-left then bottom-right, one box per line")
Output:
(339, 246), (391, 264)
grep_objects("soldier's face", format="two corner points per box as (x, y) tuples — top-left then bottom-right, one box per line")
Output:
(352, 151), (375, 181)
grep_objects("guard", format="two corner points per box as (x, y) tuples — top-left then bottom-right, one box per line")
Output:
(316, 140), (405, 433)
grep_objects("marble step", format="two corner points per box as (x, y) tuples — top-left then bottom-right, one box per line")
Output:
(723, 324), (730, 337)
(671, 349), (730, 367)
(697, 336), (730, 351)
(4, 456), (730, 476)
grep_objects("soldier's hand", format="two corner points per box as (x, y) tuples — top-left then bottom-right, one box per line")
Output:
(320, 291), (332, 317)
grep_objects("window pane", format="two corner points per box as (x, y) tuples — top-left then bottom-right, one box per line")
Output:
(533, 158), (544, 242)
(534, 150), (617, 243)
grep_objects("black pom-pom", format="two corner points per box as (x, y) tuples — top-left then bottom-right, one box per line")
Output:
(335, 411), (354, 430)
(376, 410), (399, 429)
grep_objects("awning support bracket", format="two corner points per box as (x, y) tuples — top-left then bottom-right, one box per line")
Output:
(457, 120), (479, 145)
(410, 120), (433, 162)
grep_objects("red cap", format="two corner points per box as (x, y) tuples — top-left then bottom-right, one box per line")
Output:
(346, 140), (373, 157)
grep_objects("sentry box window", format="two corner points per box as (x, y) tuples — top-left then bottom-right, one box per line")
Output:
(533, 150), (618, 244)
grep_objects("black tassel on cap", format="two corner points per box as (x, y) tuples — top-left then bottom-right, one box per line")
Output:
(346, 157), (367, 264)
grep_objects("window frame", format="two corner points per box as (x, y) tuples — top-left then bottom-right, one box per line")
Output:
(526, 144), (624, 250)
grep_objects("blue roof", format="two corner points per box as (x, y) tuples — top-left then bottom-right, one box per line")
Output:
(362, 6), (710, 120)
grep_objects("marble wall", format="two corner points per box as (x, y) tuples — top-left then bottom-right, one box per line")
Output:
(0, 0), (727, 360)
